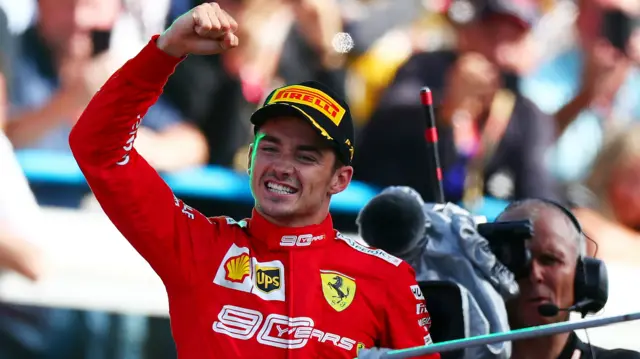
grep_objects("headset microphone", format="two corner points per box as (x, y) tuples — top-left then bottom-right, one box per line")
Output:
(538, 299), (597, 318)
(538, 303), (563, 317)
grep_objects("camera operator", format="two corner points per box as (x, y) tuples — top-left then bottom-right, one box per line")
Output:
(356, 186), (519, 359)
(496, 199), (640, 359)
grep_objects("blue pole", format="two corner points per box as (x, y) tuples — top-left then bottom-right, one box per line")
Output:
(381, 312), (640, 358)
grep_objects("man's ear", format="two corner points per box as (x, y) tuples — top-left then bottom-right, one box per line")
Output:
(247, 144), (254, 175)
(328, 165), (354, 195)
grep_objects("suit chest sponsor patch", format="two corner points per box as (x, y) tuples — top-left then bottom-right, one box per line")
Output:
(213, 243), (285, 301)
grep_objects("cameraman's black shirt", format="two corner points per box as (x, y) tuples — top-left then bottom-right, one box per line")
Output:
(559, 332), (640, 359)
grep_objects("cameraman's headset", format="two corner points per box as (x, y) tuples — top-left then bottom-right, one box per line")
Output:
(503, 198), (609, 316)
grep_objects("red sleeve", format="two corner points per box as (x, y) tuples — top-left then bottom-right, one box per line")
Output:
(69, 36), (223, 288)
(380, 263), (440, 359)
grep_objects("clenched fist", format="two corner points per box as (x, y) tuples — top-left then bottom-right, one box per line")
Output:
(157, 2), (239, 58)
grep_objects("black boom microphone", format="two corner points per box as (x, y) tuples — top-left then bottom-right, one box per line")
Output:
(356, 187), (427, 256)
(538, 299), (598, 317)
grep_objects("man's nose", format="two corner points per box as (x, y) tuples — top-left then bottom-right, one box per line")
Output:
(271, 158), (295, 178)
(528, 260), (545, 284)
(74, 6), (94, 30)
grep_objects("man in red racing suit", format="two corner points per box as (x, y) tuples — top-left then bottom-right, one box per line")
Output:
(69, 3), (440, 359)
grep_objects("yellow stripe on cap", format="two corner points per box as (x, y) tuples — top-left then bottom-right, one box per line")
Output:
(288, 104), (334, 142)
(267, 85), (346, 126)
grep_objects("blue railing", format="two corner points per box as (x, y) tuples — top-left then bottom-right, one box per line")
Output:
(15, 150), (509, 220)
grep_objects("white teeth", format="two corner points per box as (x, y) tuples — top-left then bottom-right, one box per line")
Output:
(266, 182), (296, 194)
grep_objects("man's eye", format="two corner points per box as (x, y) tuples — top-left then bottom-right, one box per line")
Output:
(539, 255), (559, 265)
(298, 155), (316, 163)
(261, 147), (277, 152)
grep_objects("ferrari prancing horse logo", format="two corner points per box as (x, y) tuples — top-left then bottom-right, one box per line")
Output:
(320, 270), (356, 312)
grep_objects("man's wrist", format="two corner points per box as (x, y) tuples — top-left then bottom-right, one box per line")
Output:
(156, 35), (185, 58)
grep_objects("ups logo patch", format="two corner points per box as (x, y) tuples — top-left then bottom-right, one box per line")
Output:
(255, 265), (281, 293)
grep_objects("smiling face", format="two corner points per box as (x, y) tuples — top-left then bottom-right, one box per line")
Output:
(248, 116), (353, 227)
(502, 205), (580, 328)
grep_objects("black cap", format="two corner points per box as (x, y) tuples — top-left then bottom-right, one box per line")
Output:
(250, 81), (355, 165)
(448, 0), (541, 28)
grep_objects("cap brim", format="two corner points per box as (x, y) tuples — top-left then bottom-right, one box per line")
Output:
(251, 103), (306, 127)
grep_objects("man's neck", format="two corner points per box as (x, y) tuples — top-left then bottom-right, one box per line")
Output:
(256, 208), (330, 228)
(512, 333), (571, 359)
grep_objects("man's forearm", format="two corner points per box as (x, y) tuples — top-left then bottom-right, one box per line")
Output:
(0, 225), (42, 281)
(6, 93), (77, 148)
(553, 89), (592, 137)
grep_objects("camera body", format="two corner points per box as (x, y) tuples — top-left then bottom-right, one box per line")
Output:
(601, 9), (640, 55)
(477, 220), (534, 280)
(477, 209), (608, 316)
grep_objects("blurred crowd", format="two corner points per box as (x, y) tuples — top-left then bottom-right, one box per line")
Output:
(0, 0), (640, 358)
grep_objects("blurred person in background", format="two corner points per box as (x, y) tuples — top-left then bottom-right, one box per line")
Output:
(353, 0), (558, 209)
(0, 5), (41, 284)
(570, 125), (640, 264)
(521, 0), (640, 187)
(498, 199), (640, 359)
(0, 8), (48, 359)
(0, 115), (48, 359)
(5, 0), (207, 185)
(345, 0), (454, 128)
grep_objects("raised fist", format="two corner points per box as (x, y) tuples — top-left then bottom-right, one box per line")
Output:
(157, 2), (239, 58)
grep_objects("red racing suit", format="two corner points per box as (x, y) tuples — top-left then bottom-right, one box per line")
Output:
(69, 36), (440, 359)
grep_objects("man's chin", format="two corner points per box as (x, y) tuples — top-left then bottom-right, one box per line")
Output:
(519, 312), (558, 328)
(257, 201), (298, 220)
(509, 305), (558, 329)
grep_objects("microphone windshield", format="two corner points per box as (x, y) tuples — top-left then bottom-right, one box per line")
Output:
(538, 303), (560, 317)
(356, 186), (426, 255)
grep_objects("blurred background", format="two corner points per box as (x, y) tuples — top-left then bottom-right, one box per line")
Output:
(0, 0), (639, 358)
